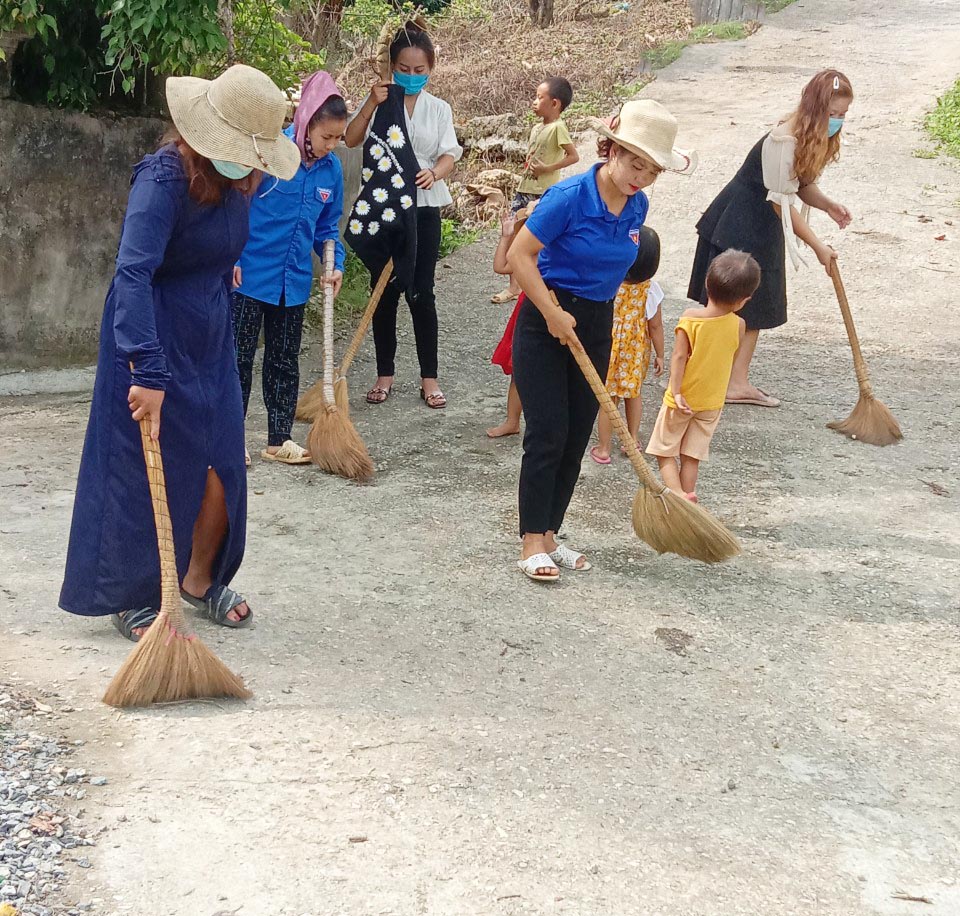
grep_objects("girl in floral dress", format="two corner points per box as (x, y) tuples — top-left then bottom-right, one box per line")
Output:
(591, 226), (664, 464)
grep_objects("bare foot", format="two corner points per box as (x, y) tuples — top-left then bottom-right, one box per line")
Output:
(724, 384), (780, 407)
(486, 420), (520, 438)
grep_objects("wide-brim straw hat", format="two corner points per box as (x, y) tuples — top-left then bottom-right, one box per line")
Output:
(589, 99), (697, 175)
(166, 64), (300, 180)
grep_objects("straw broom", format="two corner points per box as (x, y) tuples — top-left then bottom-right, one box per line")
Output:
(103, 411), (251, 708)
(296, 259), (393, 421)
(306, 241), (375, 481)
(551, 294), (740, 563)
(826, 262), (903, 446)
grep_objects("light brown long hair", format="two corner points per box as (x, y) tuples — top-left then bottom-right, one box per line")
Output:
(789, 69), (853, 185)
(162, 129), (261, 205)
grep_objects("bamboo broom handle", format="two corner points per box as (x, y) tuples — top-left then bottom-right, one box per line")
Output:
(338, 259), (393, 379)
(137, 418), (189, 631)
(829, 262), (875, 399)
(322, 241), (337, 410)
(549, 293), (666, 496)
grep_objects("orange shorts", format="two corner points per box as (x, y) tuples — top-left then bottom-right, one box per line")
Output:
(645, 404), (722, 461)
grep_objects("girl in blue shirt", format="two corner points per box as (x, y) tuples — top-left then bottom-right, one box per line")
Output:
(233, 71), (348, 465)
(508, 100), (696, 581)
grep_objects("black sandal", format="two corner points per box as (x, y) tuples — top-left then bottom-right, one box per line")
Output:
(181, 585), (252, 629)
(111, 607), (159, 643)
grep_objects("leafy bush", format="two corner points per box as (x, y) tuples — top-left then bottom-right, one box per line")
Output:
(439, 216), (478, 258)
(2, 0), (324, 110)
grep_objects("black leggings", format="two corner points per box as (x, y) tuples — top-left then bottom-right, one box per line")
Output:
(512, 289), (613, 535)
(231, 293), (305, 447)
(371, 206), (442, 379)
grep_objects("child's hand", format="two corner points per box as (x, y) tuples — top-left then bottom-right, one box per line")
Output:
(653, 355), (664, 377)
(529, 158), (548, 178)
(232, 265), (242, 289)
(673, 392), (693, 415)
(323, 269), (343, 298)
(500, 212), (516, 237)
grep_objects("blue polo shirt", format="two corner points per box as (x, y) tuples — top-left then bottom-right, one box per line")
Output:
(525, 163), (649, 302)
(237, 124), (346, 307)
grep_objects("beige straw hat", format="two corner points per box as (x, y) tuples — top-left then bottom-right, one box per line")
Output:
(166, 64), (300, 180)
(590, 99), (697, 175)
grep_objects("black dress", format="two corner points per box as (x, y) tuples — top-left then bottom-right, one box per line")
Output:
(688, 134), (787, 331)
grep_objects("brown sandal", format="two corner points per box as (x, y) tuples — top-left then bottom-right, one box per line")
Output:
(420, 388), (446, 409)
(366, 385), (392, 404)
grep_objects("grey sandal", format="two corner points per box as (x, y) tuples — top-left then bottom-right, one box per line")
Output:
(181, 585), (253, 629)
(111, 607), (159, 642)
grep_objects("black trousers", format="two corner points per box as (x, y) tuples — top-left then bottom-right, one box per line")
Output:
(371, 206), (442, 379)
(512, 289), (614, 535)
(231, 293), (305, 447)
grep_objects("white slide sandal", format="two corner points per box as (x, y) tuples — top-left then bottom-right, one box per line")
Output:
(517, 553), (560, 582)
(550, 544), (592, 571)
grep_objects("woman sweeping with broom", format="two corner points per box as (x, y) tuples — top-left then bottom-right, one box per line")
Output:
(508, 100), (696, 581)
(59, 64), (300, 640)
(688, 69), (854, 408)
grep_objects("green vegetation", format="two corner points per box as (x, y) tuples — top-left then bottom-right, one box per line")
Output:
(1, 0), (322, 110)
(761, 0), (797, 12)
(925, 78), (960, 160)
(912, 148), (938, 159)
(647, 21), (750, 72)
(439, 216), (479, 259)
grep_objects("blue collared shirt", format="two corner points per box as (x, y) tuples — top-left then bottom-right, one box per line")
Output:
(237, 125), (346, 307)
(525, 163), (649, 302)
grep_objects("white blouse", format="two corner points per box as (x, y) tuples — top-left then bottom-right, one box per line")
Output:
(355, 91), (463, 208)
(761, 127), (809, 270)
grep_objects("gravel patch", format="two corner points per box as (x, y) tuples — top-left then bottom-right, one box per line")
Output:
(0, 685), (97, 916)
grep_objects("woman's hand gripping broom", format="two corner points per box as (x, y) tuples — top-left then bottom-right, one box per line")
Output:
(552, 293), (740, 563)
(103, 407), (252, 708)
(306, 241), (375, 481)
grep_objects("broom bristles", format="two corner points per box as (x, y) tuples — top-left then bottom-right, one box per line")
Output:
(295, 381), (326, 423)
(827, 393), (903, 447)
(632, 486), (741, 563)
(102, 613), (251, 708)
(307, 405), (374, 481)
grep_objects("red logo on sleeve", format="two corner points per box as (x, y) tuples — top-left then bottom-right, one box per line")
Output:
(629, 228), (640, 245)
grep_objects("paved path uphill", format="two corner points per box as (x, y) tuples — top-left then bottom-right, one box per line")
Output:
(1, 1), (959, 914)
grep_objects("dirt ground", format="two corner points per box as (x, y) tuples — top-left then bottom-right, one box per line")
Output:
(2, 0), (960, 913)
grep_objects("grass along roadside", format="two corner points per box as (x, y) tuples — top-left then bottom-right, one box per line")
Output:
(566, 20), (756, 121)
(925, 78), (960, 159)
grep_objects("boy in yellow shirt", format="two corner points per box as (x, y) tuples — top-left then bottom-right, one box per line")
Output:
(646, 249), (761, 501)
(492, 77), (579, 304)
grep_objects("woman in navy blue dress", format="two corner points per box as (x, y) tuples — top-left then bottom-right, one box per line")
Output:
(59, 65), (300, 640)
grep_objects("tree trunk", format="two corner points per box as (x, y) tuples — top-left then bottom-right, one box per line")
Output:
(529, 0), (554, 27)
(218, 0), (236, 64)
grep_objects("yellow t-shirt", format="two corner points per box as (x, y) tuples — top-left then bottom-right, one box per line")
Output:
(518, 119), (573, 195)
(664, 312), (742, 412)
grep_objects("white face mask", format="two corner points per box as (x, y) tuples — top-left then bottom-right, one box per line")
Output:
(211, 158), (253, 180)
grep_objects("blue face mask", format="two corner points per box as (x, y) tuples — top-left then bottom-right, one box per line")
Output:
(827, 116), (844, 138)
(211, 158), (254, 180)
(393, 71), (429, 95)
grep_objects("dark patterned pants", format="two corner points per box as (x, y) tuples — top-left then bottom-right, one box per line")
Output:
(231, 293), (305, 447)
